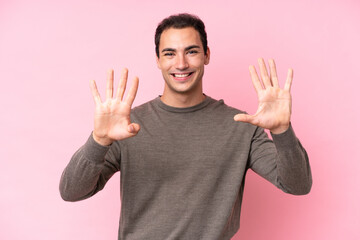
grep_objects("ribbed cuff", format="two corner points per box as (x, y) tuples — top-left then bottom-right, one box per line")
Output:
(270, 123), (298, 150)
(82, 132), (111, 164)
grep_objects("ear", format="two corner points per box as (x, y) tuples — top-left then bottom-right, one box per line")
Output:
(156, 55), (161, 69)
(205, 47), (210, 65)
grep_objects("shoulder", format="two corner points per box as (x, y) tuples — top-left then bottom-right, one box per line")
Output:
(206, 96), (246, 116)
(202, 96), (254, 130)
(203, 96), (259, 141)
(131, 98), (157, 114)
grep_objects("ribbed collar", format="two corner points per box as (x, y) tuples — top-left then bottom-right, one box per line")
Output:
(154, 95), (213, 113)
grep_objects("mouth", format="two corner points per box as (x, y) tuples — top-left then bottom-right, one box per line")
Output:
(171, 72), (194, 81)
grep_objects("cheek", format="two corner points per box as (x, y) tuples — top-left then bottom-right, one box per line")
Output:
(159, 60), (174, 71)
(189, 57), (205, 68)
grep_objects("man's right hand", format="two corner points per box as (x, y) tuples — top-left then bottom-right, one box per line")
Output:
(90, 68), (140, 146)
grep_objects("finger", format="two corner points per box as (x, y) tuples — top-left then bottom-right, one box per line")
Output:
(125, 76), (139, 106)
(106, 69), (114, 100)
(284, 68), (293, 91)
(90, 80), (102, 105)
(268, 59), (279, 88)
(116, 68), (128, 100)
(127, 123), (141, 135)
(249, 65), (262, 94)
(258, 58), (272, 87)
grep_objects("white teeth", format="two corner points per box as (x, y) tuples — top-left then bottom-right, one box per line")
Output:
(174, 73), (190, 77)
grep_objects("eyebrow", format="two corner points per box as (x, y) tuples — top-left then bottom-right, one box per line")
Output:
(161, 45), (201, 53)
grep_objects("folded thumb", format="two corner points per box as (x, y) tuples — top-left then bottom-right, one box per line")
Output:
(128, 123), (140, 134)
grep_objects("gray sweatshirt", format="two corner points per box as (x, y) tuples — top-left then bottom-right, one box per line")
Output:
(60, 96), (312, 240)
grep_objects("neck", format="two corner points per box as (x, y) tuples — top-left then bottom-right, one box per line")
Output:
(160, 91), (205, 108)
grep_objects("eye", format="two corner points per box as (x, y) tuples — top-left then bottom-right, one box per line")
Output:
(187, 50), (199, 55)
(164, 52), (174, 56)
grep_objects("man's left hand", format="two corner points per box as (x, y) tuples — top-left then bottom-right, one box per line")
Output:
(234, 58), (293, 134)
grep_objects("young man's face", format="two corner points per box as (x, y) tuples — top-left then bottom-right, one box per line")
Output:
(156, 27), (210, 96)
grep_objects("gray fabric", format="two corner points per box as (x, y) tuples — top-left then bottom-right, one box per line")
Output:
(60, 96), (312, 240)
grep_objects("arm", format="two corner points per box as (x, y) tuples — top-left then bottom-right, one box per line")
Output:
(59, 68), (140, 201)
(249, 124), (312, 195)
(59, 134), (120, 201)
(235, 58), (312, 194)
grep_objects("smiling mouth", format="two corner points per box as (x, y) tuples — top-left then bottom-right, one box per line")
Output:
(171, 72), (194, 78)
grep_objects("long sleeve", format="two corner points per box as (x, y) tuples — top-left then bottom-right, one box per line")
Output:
(59, 133), (121, 201)
(248, 124), (312, 195)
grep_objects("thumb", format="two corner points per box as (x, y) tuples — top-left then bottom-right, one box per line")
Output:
(127, 123), (141, 135)
(234, 113), (256, 123)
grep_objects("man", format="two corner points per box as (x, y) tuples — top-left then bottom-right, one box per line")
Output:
(60, 13), (312, 239)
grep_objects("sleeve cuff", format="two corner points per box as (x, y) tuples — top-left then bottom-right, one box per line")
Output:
(270, 123), (298, 150)
(82, 132), (111, 164)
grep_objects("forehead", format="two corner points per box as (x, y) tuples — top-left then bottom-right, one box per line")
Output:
(159, 27), (202, 50)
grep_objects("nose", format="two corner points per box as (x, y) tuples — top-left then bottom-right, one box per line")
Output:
(175, 54), (189, 70)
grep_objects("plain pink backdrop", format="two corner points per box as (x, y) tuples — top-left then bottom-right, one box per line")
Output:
(1, 0), (359, 239)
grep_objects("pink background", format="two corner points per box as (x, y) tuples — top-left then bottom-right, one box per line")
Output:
(1, 0), (359, 239)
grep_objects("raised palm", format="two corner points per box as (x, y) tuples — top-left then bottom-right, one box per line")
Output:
(90, 68), (140, 146)
(234, 58), (293, 134)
